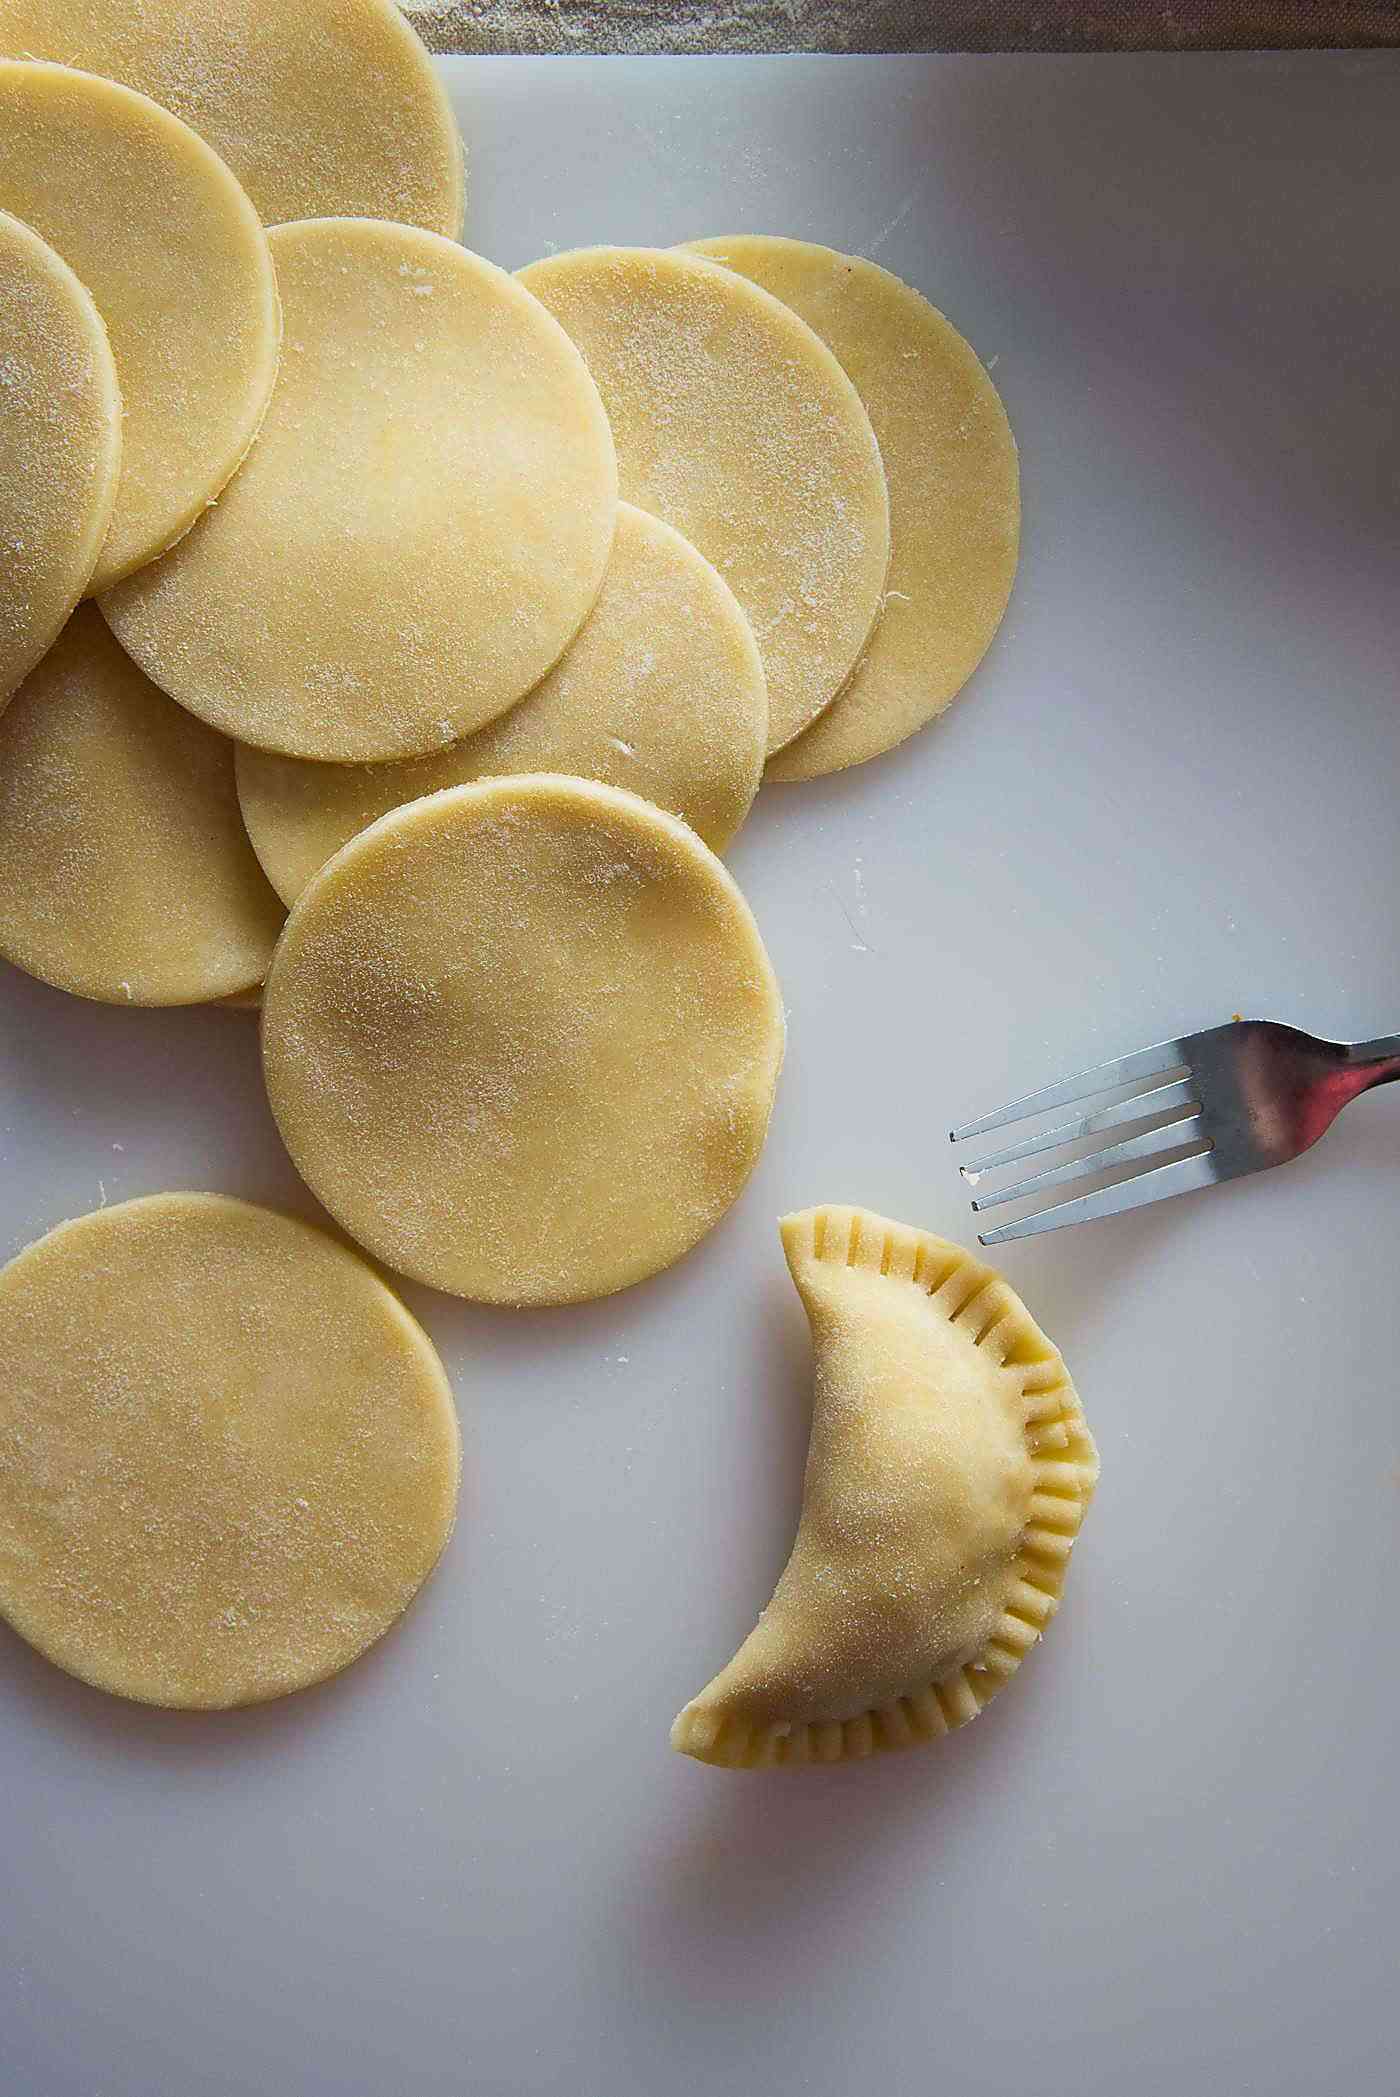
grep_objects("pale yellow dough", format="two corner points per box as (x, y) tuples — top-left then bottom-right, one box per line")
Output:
(105, 219), (618, 762)
(672, 1206), (1098, 1766)
(0, 212), (121, 709)
(0, 0), (463, 236)
(687, 238), (1020, 781)
(0, 606), (285, 1004)
(0, 1194), (459, 1708)
(518, 246), (890, 755)
(262, 776), (785, 1305)
(0, 63), (279, 593)
(236, 504), (768, 904)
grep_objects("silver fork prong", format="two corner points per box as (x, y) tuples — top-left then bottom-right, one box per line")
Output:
(957, 1075), (1199, 1180)
(969, 1109), (1205, 1213)
(976, 1149), (1220, 1246)
(948, 1037), (1189, 1145)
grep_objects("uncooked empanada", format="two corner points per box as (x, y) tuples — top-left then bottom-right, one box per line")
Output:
(672, 1206), (1098, 1766)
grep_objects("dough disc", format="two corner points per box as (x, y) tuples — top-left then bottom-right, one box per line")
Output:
(0, 606), (285, 1005)
(105, 219), (618, 762)
(687, 238), (1019, 781)
(0, 0), (462, 235)
(0, 1194), (459, 1708)
(517, 246), (889, 755)
(0, 211), (121, 708)
(0, 62), (280, 593)
(262, 776), (785, 1305)
(236, 503), (768, 905)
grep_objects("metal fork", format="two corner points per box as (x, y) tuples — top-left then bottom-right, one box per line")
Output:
(949, 1019), (1400, 1246)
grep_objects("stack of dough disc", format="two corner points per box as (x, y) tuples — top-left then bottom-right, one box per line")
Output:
(0, 9), (624, 1021)
(236, 502), (769, 903)
(0, 0), (464, 235)
(0, 61), (281, 593)
(684, 237), (1020, 780)
(518, 245), (892, 755)
(104, 216), (618, 763)
(0, 0), (1022, 1502)
(516, 237), (1016, 775)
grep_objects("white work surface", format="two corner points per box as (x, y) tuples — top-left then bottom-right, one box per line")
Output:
(2, 50), (1399, 2097)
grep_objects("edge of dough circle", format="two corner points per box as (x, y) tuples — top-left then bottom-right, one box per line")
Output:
(262, 775), (787, 1306)
(0, 210), (122, 709)
(0, 1194), (460, 1710)
(518, 244), (891, 757)
(103, 219), (620, 763)
(685, 235), (1021, 782)
(0, 0), (463, 235)
(0, 60), (281, 595)
(0, 605), (285, 1006)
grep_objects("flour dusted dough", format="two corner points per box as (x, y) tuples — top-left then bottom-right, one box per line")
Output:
(687, 239), (1019, 780)
(0, 606), (284, 1004)
(0, 0), (463, 236)
(0, 63), (279, 594)
(262, 776), (785, 1305)
(0, 1194), (459, 1707)
(672, 1207), (1097, 1766)
(517, 246), (889, 754)
(105, 220), (617, 762)
(236, 504), (767, 904)
(0, 213), (121, 709)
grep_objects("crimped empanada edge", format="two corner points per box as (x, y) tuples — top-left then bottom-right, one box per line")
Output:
(671, 1204), (1099, 1768)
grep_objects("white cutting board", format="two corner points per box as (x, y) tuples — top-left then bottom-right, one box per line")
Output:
(2, 52), (1399, 2097)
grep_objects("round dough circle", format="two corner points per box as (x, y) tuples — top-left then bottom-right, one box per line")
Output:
(104, 219), (618, 762)
(0, 0), (462, 236)
(0, 1193), (459, 1708)
(687, 238), (1020, 781)
(236, 504), (768, 905)
(517, 246), (890, 755)
(0, 63), (280, 593)
(262, 775), (785, 1305)
(0, 605), (285, 1004)
(0, 211), (122, 708)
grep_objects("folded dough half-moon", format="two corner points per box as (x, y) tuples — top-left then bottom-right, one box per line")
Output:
(672, 1205), (1098, 1766)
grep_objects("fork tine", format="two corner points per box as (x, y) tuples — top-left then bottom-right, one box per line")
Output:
(969, 1109), (1205, 1212)
(957, 1075), (1199, 1179)
(948, 1037), (1189, 1145)
(976, 1150), (1220, 1246)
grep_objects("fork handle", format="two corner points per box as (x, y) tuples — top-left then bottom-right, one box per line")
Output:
(1346, 1034), (1400, 1081)
(1291, 1035), (1400, 1149)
